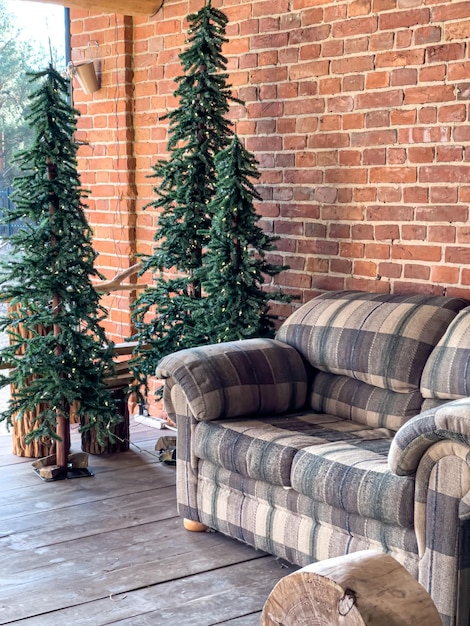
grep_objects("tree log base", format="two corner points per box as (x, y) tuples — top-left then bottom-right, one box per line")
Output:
(183, 519), (209, 532)
(261, 550), (442, 626)
(33, 466), (94, 482)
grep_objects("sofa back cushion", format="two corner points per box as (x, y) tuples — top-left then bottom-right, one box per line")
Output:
(310, 371), (423, 431)
(421, 306), (470, 400)
(276, 291), (467, 394)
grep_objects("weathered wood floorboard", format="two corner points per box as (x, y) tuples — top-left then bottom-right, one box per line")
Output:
(6, 558), (287, 626)
(0, 462), (176, 521)
(0, 420), (296, 625)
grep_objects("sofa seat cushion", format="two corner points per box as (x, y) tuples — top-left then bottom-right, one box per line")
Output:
(192, 411), (394, 488)
(291, 439), (415, 528)
(276, 290), (466, 393)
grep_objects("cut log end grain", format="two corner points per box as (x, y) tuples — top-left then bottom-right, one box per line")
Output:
(261, 551), (442, 626)
(262, 575), (364, 626)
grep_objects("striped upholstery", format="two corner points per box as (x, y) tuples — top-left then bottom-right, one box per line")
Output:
(156, 338), (307, 422)
(310, 371), (423, 430)
(157, 290), (470, 626)
(193, 412), (394, 488)
(291, 439), (414, 527)
(421, 398), (449, 412)
(196, 459), (419, 572)
(415, 443), (470, 626)
(389, 397), (470, 476)
(276, 290), (466, 393)
(421, 306), (470, 400)
(388, 399), (470, 624)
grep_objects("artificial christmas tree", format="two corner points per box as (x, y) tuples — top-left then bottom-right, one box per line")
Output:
(132, 2), (289, 408)
(197, 136), (289, 343)
(131, 0), (239, 385)
(0, 65), (120, 475)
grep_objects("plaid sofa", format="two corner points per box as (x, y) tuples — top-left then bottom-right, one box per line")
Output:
(156, 290), (470, 626)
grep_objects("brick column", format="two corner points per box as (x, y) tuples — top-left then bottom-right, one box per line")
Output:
(71, 11), (137, 342)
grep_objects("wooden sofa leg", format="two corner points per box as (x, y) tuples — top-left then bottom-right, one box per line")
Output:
(183, 518), (208, 532)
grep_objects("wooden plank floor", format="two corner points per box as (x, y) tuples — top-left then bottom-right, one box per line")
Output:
(0, 419), (297, 625)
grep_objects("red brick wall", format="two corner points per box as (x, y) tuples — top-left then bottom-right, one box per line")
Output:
(71, 11), (137, 340)
(71, 0), (470, 343)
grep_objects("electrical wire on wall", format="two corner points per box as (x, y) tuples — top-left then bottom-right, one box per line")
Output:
(78, 13), (136, 343)
(105, 12), (138, 343)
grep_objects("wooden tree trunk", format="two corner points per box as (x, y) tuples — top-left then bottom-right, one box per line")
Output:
(261, 551), (442, 626)
(10, 310), (54, 458)
(12, 402), (55, 458)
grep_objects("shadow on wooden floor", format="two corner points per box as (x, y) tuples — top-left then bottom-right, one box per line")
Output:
(0, 419), (296, 625)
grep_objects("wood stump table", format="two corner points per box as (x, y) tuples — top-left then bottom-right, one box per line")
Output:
(80, 344), (135, 455)
(261, 551), (441, 626)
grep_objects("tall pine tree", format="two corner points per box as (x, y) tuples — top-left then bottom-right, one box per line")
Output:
(132, 2), (290, 399)
(0, 66), (120, 469)
(197, 136), (289, 343)
(131, 1), (239, 384)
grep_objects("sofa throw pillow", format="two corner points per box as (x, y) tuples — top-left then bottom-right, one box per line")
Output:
(421, 306), (470, 399)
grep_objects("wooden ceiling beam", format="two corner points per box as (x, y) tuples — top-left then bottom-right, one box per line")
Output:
(15, 0), (163, 16)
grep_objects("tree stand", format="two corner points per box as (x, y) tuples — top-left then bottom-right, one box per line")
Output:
(261, 550), (441, 626)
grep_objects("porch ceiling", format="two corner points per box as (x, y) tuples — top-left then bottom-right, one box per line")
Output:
(16, 0), (163, 16)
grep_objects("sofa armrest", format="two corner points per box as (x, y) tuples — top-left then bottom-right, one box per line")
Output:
(389, 397), (470, 476)
(156, 338), (308, 422)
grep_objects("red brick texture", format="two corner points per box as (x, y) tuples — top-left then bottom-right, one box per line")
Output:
(71, 0), (470, 344)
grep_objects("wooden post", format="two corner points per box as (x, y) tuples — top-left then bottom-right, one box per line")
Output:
(10, 276), (143, 457)
(16, 0), (164, 16)
(48, 160), (70, 473)
(53, 290), (70, 471)
(261, 551), (442, 626)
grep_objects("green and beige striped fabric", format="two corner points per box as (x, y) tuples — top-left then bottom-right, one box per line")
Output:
(389, 398), (470, 625)
(389, 397), (470, 477)
(157, 337), (308, 422)
(276, 291), (466, 393)
(157, 290), (470, 626)
(196, 458), (419, 572)
(310, 371), (423, 430)
(421, 306), (470, 400)
(291, 438), (414, 527)
(192, 412), (393, 488)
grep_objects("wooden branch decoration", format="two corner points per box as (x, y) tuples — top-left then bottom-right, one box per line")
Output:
(95, 262), (148, 294)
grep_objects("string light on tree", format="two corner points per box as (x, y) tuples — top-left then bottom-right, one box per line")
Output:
(0, 65), (120, 474)
(131, 1), (289, 393)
